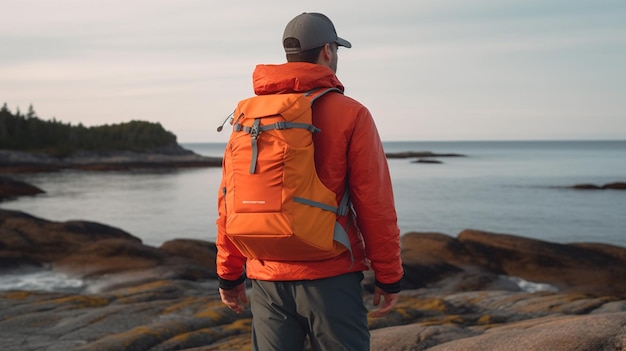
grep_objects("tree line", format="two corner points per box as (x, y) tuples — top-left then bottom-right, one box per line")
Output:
(0, 103), (178, 156)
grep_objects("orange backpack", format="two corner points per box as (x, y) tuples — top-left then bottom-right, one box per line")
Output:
(220, 88), (351, 261)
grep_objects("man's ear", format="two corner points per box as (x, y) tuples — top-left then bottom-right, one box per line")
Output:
(319, 43), (333, 64)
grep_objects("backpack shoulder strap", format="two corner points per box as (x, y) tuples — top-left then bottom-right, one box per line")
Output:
(305, 87), (343, 103)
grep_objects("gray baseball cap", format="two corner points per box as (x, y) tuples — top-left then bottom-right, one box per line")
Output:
(283, 12), (352, 54)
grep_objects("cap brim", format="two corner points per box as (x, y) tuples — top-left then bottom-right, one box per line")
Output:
(336, 37), (352, 48)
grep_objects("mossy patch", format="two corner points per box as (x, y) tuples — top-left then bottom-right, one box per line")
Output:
(2, 291), (35, 300)
(53, 295), (111, 309)
(119, 280), (172, 295)
(478, 314), (495, 325)
(394, 296), (451, 316)
(224, 318), (252, 331)
(162, 296), (205, 314)
(420, 314), (465, 326)
(194, 303), (240, 321)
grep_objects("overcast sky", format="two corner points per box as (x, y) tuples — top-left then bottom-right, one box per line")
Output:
(2, 0), (625, 142)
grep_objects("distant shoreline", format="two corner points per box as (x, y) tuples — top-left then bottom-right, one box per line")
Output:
(0, 148), (467, 173)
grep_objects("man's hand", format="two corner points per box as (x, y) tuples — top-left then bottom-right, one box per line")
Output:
(370, 286), (399, 318)
(219, 282), (248, 314)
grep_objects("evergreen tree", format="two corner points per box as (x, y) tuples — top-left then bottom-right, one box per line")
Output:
(26, 104), (37, 119)
(0, 102), (179, 155)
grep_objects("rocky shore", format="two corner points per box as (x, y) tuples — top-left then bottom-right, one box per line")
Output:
(1, 208), (625, 351)
(0, 146), (222, 173)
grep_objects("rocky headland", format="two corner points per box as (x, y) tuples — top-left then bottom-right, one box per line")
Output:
(1, 109), (223, 173)
(1, 207), (625, 351)
(0, 145), (222, 173)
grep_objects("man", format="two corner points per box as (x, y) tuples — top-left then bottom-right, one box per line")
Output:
(216, 12), (403, 351)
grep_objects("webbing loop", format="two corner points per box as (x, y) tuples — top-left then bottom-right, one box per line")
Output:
(249, 118), (261, 174)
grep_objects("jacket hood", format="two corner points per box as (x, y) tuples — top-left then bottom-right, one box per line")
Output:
(252, 62), (345, 95)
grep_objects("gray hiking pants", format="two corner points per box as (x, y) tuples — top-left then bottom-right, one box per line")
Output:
(250, 272), (369, 351)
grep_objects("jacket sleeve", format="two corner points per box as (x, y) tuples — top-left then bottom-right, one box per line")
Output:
(216, 158), (247, 288)
(347, 106), (403, 290)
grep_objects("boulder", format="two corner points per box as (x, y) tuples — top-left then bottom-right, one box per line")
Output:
(0, 209), (216, 291)
(400, 230), (626, 298)
(0, 176), (45, 201)
(0, 209), (140, 263)
(458, 229), (626, 297)
(159, 239), (218, 272)
(401, 233), (467, 289)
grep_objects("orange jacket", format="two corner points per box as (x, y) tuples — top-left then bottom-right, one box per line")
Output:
(216, 62), (403, 290)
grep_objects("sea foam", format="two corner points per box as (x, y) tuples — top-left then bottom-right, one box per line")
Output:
(0, 270), (84, 293)
(507, 276), (559, 293)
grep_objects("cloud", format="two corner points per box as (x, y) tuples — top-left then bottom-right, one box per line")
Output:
(1, 0), (625, 141)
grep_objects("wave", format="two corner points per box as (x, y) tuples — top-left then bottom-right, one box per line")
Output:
(0, 269), (84, 293)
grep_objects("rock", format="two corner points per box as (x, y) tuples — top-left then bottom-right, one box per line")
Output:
(56, 239), (218, 290)
(4, 209), (626, 298)
(400, 232), (520, 293)
(458, 229), (626, 297)
(0, 209), (140, 263)
(371, 324), (479, 351)
(3, 209), (626, 350)
(385, 151), (466, 159)
(425, 312), (626, 351)
(0, 176), (45, 201)
(0, 209), (216, 292)
(603, 182), (626, 190)
(400, 233), (467, 289)
(0, 257), (43, 273)
(54, 238), (168, 277)
(2, 281), (625, 351)
(570, 183), (602, 189)
(369, 289), (626, 351)
(412, 158), (443, 164)
(400, 230), (626, 298)
(568, 181), (626, 190)
(159, 239), (218, 273)
(0, 279), (243, 351)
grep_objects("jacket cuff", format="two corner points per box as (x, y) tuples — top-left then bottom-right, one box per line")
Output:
(218, 274), (246, 290)
(375, 279), (402, 294)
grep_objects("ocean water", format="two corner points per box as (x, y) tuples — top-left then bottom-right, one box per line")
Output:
(2, 140), (625, 292)
(2, 140), (625, 249)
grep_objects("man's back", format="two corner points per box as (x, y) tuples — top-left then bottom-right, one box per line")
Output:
(217, 12), (403, 351)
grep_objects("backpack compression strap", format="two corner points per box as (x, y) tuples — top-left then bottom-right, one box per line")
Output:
(235, 120), (321, 174)
(295, 186), (352, 263)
